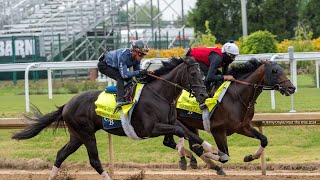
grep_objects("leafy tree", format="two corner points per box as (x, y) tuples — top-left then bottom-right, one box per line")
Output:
(260, 0), (299, 41)
(188, 0), (242, 43)
(197, 20), (216, 47)
(240, 30), (277, 54)
(301, 0), (320, 38)
(297, 0), (310, 18)
(246, 0), (265, 33)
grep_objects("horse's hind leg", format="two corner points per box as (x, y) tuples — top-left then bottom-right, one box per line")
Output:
(83, 135), (111, 180)
(185, 137), (226, 175)
(163, 135), (195, 170)
(50, 135), (82, 180)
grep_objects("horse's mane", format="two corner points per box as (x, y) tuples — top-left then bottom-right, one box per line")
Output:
(153, 56), (184, 76)
(229, 58), (263, 79)
(139, 56), (185, 83)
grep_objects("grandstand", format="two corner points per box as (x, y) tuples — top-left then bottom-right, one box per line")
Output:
(1, 0), (130, 62)
(0, 0), (191, 80)
(1, 0), (191, 62)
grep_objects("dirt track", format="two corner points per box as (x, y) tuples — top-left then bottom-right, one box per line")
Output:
(1, 158), (320, 180)
(1, 168), (320, 180)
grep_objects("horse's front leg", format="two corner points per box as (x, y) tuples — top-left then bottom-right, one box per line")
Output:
(173, 121), (229, 162)
(237, 124), (268, 162)
(212, 128), (229, 157)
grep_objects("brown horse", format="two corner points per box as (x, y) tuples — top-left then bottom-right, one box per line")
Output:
(12, 57), (232, 180)
(163, 58), (296, 175)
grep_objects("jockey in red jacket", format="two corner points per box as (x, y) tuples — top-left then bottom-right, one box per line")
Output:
(187, 40), (239, 90)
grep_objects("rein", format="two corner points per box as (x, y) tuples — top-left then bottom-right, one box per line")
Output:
(232, 79), (273, 90)
(233, 78), (290, 91)
(147, 73), (185, 90)
(147, 63), (206, 95)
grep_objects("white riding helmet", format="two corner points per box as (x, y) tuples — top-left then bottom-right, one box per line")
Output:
(222, 40), (239, 56)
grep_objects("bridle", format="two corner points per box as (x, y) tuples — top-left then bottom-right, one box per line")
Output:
(232, 63), (290, 125)
(147, 62), (206, 97)
(232, 62), (290, 90)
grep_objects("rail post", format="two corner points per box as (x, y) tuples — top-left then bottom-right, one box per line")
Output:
(288, 46), (296, 112)
(25, 63), (39, 112)
(258, 126), (266, 175)
(108, 133), (114, 178)
(270, 54), (279, 110)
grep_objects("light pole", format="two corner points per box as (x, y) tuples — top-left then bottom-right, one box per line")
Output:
(241, 0), (248, 37)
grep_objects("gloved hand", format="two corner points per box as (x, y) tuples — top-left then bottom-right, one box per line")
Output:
(138, 69), (148, 75)
(223, 75), (235, 81)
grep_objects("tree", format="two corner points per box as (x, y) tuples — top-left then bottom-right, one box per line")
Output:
(301, 0), (320, 38)
(260, 0), (299, 41)
(197, 20), (216, 47)
(188, 0), (300, 43)
(188, 0), (242, 43)
(246, 0), (265, 33)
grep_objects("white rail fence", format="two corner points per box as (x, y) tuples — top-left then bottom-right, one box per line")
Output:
(0, 49), (320, 112)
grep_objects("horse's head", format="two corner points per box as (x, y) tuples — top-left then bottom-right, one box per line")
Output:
(150, 56), (208, 105)
(262, 61), (296, 96)
(181, 56), (209, 104)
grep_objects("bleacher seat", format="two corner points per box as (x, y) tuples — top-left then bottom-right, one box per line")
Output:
(0, 0), (129, 60)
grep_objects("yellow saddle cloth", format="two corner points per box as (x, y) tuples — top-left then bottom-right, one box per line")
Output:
(176, 81), (231, 114)
(95, 83), (144, 120)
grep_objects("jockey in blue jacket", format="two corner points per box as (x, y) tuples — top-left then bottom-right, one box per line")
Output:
(98, 40), (149, 107)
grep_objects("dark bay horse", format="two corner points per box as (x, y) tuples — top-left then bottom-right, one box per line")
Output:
(12, 57), (229, 180)
(163, 58), (296, 175)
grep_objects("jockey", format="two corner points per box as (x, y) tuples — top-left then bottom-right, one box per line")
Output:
(97, 40), (150, 107)
(187, 40), (239, 90)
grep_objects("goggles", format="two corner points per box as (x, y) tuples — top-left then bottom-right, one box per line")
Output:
(226, 53), (236, 60)
(138, 52), (147, 57)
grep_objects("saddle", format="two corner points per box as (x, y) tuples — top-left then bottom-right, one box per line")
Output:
(208, 81), (223, 98)
(105, 81), (137, 103)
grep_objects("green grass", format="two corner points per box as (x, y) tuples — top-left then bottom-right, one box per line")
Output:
(0, 75), (320, 165)
(3, 126), (320, 164)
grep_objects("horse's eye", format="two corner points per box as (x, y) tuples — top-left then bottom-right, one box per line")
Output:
(191, 72), (196, 76)
(272, 68), (278, 74)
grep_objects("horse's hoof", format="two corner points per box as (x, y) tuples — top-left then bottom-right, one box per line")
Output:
(217, 169), (227, 176)
(189, 156), (198, 169)
(219, 154), (230, 163)
(244, 154), (255, 162)
(189, 162), (197, 169)
(179, 157), (187, 171)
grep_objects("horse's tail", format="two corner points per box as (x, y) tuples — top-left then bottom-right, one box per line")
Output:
(12, 105), (65, 140)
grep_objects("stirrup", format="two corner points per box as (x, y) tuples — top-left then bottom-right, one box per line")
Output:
(114, 101), (130, 114)
(116, 101), (131, 107)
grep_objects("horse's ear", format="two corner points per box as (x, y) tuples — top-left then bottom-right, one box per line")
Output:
(182, 56), (192, 65)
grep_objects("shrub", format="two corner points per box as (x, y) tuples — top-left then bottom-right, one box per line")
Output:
(80, 80), (99, 91)
(311, 37), (320, 51)
(240, 30), (277, 54)
(198, 20), (216, 47)
(63, 81), (79, 94)
(145, 48), (186, 58)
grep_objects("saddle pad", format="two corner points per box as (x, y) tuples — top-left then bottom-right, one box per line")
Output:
(95, 83), (144, 119)
(179, 110), (203, 120)
(176, 81), (231, 114)
(102, 117), (122, 130)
